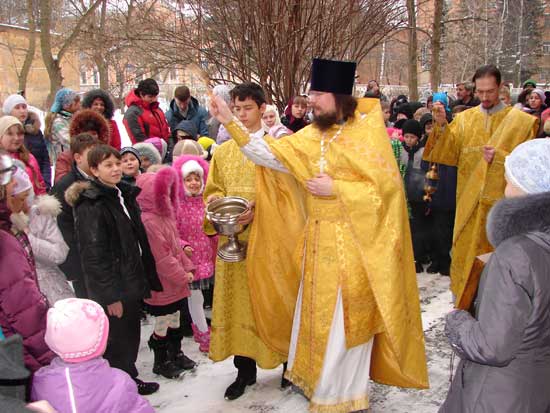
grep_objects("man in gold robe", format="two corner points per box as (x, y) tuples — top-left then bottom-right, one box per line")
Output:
(423, 65), (538, 309)
(204, 83), (291, 400)
(209, 59), (428, 413)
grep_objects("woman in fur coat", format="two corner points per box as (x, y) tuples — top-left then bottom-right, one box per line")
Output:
(441, 138), (550, 412)
(173, 155), (217, 352)
(11, 194), (73, 305)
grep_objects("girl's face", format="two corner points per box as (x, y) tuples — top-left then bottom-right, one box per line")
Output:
(10, 103), (28, 123)
(528, 93), (542, 110)
(262, 111), (277, 128)
(383, 108), (391, 122)
(1, 125), (24, 152)
(91, 154), (122, 187)
(291, 102), (307, 119)
(8, 189), (30, 214)
(140, 156), (152, 171)
(121, 153), (140, 177)
(91, 98), (106, 114)
(184, 173), (202, 196)
(404, 133), (419, 147)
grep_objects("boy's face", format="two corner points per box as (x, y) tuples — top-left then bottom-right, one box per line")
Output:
(141, 94), (158, 104)
(91, 154), (122, 186)
(121, 153), (140, 177)
(176, 130), (192, 141)
(404, 133), (419, 147)
(74, 146), (95, 174)
(233, 97), (265, 130)
(184, 173), (202, 196)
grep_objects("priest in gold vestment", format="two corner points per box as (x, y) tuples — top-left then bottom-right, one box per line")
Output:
(210, 59), (429, 413)
(423, 65), (538, 309)
(204, 83), (290, 401)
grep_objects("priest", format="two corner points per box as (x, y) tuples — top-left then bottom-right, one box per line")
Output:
(209, 58), (429, 413)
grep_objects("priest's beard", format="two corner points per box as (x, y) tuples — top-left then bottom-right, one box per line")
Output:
(312, 111), (340, 131)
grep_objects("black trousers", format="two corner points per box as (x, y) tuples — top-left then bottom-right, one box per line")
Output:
(72, 280), (88, 299)
(409, 202), (431, 262)
(430, 209), (455, 269)
(234, 356), (257, 380)
(103, 300), (142, 378)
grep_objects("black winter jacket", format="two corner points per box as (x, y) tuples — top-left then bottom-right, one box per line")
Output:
(65, 179), (162, 306)
(50, 163), (88, 284)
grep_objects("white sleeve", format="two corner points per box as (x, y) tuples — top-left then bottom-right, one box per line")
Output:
(240, 135), (289, 173)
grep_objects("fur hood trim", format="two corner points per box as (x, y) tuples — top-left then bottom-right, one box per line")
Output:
(33, 194), (62, 217)
(65, 181), (91, 207)
(81, 89), (115, 120)
(69, 109), (111, 145)
(136, 169), (180, 218)
(487, 191), (550, 247)
(172, 155), (209, 198)
(24, 110), (41, 135)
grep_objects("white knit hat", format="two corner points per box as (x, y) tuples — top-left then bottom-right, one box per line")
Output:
(11, 165), (32, 196)
(2, 94), (26, 115)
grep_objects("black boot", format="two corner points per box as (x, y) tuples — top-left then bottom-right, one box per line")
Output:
(415, 262), (423, 273)
(281, 362), (291, 389)
(133, 377), (160, 395)
(166, 328), (197, 370)
(148, 335), (185, 379)
(224, 375), (257, 400)
(426, 262), (439, 274)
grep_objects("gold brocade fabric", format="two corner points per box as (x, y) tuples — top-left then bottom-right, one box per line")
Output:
(203, 139), (285, 369)
(423, 107), (538, 307)
(225, 99), (429, 413)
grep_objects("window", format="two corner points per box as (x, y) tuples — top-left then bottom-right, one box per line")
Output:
(80, 71), (87, 85)
(92, 70), (99, 84)
(420, 42), (430, 70)
(543, 43), (550, 55)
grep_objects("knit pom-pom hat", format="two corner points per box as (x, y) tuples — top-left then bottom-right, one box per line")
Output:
(44, 298), (109, 363)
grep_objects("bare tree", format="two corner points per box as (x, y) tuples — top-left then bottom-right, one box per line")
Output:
(39, 0), (103, 105)
(430, 0), (443, 91)
(143, 0), (405, 110)
(406, 0), (418, 100)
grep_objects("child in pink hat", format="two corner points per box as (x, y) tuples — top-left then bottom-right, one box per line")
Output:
(31, 298), (154, 413)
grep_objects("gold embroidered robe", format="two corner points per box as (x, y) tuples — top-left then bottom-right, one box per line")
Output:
(203, 139), (286, 368)
(423, 106), (538, 308)
(225, 100), (429, 412)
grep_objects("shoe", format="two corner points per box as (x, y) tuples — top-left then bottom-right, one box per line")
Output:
(134, 378), (160, 395)
(224, 376), (256, 400)
(281, 362), (291, 388)
(415, 262), (423, 273)
(148, 335), (186, 379)
(198, 328), (210, 353)
(166, 328), (197, 370)
(426, 262), (439, 274)
(439, 265), (450, 276)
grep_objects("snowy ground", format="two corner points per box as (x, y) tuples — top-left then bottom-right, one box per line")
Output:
(137, 271), (454, 413)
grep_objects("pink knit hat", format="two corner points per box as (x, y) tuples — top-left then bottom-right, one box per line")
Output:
(45, 298), (109, 363)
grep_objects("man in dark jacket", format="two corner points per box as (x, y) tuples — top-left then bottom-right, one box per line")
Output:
(50, 133), (98, 298)
(451, 81), (480, 108)
(123, 78), (170, 144)
(165, 86), (209, 138)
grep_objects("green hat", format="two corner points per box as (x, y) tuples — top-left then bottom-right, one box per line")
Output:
(523, 79), (537, 89)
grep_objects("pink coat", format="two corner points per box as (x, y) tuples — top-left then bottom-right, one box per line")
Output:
(173, 155), (217, 282)
(11, 151), (47, 195)
(136, 169), (193, 307)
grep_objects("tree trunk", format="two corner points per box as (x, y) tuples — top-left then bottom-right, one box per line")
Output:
(39, 0), (63, 107)
(18, 0), (37, 93)
(430, 0), (443, 92)
(407, 0), (418, 101)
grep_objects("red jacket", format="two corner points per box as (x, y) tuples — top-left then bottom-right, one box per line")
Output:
(123, 90), (170, 144)
(109, 119), (122, 150)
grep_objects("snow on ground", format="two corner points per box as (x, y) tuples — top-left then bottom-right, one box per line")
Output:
(137, 271), (453, 412)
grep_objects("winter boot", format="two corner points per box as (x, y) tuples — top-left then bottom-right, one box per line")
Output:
(133, 377), (160, 395)
(191, 323), (202, 344)
(198, 327), (210, 353)
(167, 328), (197, 370)
(148, 335), (185, 379)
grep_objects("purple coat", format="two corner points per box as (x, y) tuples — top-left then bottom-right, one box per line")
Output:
(0, 201), (54, 373)
(32, 357), (154, 413)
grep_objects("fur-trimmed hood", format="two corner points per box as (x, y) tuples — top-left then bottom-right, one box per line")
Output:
(24, 110), (41, 135)
(136, 169), (180, 218)
(65, 181), (91, 208)
(172, 155), (209, 197)
(81, 89), (115, 120)
(487, 192), (550, 248)
(32, 194), (62, 217)
(69, 109), (111, 145)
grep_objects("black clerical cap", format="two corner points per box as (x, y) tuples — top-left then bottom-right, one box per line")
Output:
(310, 58), (356, 95)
